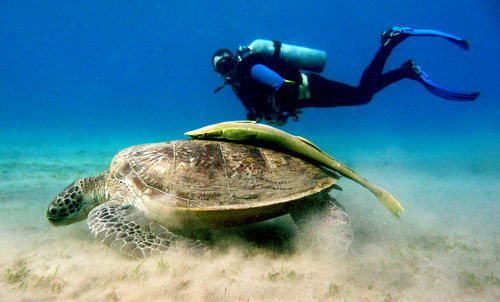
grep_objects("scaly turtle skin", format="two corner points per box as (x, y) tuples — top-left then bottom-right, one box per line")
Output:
(47, 140), (351, 258)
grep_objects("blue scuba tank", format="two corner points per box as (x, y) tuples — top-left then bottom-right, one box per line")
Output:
(248, 39), (327, 72)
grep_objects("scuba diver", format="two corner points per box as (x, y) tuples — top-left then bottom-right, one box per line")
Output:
(212, 26), (480, 126)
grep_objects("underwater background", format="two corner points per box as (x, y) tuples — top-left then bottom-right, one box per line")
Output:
(0, 0), (498, 301)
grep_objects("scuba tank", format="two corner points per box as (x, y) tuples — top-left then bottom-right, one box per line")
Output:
(247, 39), (327, 72)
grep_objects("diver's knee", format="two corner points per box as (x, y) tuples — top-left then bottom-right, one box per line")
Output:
(356, 94), (373, 105)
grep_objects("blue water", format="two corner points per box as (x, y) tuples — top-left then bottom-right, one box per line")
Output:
(1, 1), (499, 136)
(0, 1), (498, 301)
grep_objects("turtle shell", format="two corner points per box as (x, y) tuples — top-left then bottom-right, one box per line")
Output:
(108, 140), (339, 229)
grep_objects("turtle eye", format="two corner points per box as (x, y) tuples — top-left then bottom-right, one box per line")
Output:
(49, 207), (58, 215)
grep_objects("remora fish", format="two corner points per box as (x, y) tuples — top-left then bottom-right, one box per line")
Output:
(185, 121), (404, 218)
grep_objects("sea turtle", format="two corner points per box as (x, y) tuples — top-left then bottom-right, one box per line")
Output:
(46, 139), (351, 258)
(186, 121), (404, 218)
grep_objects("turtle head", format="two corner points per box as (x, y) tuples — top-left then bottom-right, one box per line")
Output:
(47, 176), (104, 226)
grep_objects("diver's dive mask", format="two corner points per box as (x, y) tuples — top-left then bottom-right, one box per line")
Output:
(212, 48), (238, 93)
(214, 55), (237, 78)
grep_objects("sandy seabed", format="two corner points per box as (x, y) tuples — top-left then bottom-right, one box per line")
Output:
(0, 141), (498, 302)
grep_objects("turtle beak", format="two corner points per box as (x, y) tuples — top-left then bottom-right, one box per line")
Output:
(46, 206), (66, 226)
(47, 217), (61, 226)
(47, 215), (63, 226)
(46, 213), (76, 226)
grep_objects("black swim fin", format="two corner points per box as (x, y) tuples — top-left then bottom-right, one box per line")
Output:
(382, 26), (470, 50)
(404, 60), (480, 101)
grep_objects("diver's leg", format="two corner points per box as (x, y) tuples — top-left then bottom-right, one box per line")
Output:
(358, 42), (402, 92)
(368, 65), (411, 94)
(297, 53), (404, 108)
(360, 26), (473, 96)
(295, 29), (411, 109)
(296, 73), (370, 108)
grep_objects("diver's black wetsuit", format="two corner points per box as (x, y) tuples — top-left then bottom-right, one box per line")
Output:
(219, 27), (479, 125)
(231, 38), (409, 124)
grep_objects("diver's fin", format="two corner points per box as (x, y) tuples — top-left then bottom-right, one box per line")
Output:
(382, 26), (470, 50)
(405, 60), (480, 101)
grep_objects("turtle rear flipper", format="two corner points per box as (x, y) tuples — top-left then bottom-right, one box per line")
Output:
(291, 197), (353, 255)
(88, 202), (204, 258)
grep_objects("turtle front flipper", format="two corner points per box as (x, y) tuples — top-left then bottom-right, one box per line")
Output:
(88, 202), (205, 258)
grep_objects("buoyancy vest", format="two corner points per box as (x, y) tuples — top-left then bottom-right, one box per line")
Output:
(231, 52), (303, 122)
